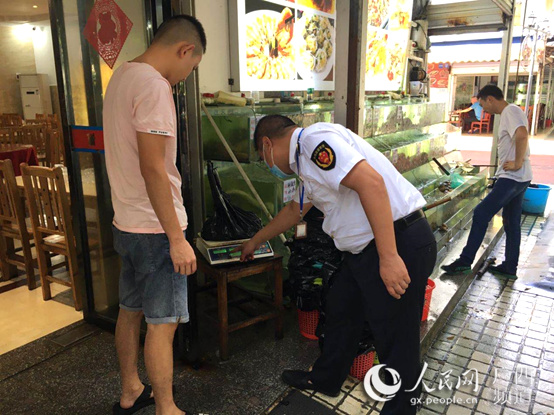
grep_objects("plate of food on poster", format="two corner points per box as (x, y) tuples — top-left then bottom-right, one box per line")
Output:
(296, 11), (335, 81)
(245, 7), (296, 80)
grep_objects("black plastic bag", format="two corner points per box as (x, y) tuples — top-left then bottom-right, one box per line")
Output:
(286, 208), (342, 311)
(201, 161), (262, 241)
(288, 208), (375, 357)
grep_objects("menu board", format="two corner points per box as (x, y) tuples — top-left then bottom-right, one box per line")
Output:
(428, 62), (451, 88)
(232, 0), (336, 91)
(365, 0), (413, 91)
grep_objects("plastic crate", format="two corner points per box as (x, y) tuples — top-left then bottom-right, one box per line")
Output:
(421, 279), (436, 322)
(298, 309), (319, 340)
(350, 349), (377, 381)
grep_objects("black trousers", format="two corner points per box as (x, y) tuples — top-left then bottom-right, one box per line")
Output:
(309, 217), (437, 414)
(463, 110), (478, 130)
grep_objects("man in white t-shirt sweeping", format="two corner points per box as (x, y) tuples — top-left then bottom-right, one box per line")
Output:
(442, 85), (532, 279)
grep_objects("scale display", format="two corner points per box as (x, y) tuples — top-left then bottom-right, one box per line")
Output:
(196, 238), (274, 265)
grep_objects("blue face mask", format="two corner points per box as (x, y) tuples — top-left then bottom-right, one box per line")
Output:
(263, 143), (294, 180)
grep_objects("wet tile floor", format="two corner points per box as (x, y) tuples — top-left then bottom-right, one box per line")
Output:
(271, 214), (554, 415)
(0, 214), (551, 415)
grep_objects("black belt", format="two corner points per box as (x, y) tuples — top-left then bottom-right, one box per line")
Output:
(360, 209), (425, 254)
(393, 209), (425, 232)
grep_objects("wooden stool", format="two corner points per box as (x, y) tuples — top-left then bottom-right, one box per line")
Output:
(196, 252), (284, 360)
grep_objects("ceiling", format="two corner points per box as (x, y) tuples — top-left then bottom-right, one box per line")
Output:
(426, 0), (515, 36)
(0, 0), (49, 24)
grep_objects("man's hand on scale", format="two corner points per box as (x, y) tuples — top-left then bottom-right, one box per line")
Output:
(237, 239), (260, 262)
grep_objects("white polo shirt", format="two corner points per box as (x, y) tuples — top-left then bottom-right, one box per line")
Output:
(495, 104), (532, 183)
(291, 123), (426, 254)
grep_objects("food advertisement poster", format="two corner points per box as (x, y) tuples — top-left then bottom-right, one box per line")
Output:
(428, 62), (451, 88)
(365, 0), (413, 91)
(232, 0), (336, 91)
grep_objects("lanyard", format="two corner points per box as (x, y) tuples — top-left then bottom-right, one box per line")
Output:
(295, 129), (305, 218)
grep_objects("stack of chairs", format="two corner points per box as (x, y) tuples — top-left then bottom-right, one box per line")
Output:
(0, 114), (23, 127)
(0, 114), (64, 167)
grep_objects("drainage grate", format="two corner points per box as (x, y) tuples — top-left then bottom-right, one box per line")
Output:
(520, 214), (545, 237)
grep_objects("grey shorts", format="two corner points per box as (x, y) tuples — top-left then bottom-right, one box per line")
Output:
(113, 226), (189, 324)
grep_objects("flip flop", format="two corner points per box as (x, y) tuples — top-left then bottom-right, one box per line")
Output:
(113, 383), (155, 415)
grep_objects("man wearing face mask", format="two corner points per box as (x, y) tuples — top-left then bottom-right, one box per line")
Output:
(240, 115), (437, 414)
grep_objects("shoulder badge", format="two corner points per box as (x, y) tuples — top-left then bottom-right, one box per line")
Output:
(310, 141), (336, 171)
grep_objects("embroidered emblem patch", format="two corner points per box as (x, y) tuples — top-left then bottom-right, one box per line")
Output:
(311, 141), (336, 170)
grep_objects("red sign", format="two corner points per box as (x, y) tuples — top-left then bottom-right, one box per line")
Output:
(428, 62), (451, 89)
(83, 0), (133, 69)
(72, 126), (104, 152)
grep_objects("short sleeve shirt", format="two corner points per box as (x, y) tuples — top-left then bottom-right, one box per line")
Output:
(291, 123), (426, 254)
(495, 104), (532, 183)
(103, 62), (188, 233)
(471, 102), (483, 120)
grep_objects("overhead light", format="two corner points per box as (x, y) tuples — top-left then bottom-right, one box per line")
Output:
(33, 5), (38, 8)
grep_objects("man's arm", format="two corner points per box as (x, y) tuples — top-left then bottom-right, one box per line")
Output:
(137, 132), (196, 275)
(503, 126), (529, 171)
(239, 201), (312, 261)
(341, 161), (410, 299)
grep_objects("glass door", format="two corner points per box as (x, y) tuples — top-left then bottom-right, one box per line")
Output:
(51, 0), (157, 326)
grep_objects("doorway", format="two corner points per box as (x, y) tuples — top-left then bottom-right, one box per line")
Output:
(0, 0), (80, 355)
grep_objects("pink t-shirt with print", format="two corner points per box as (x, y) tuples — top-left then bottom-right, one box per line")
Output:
(103, 62), (188, 233)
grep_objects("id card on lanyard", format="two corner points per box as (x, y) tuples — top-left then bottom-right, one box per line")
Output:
(295, 129), (307, 239)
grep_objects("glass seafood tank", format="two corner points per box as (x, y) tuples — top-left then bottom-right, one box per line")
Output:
(200, 97), (491, 269)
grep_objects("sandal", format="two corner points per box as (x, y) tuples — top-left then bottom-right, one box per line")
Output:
(113, 383), (155, 415)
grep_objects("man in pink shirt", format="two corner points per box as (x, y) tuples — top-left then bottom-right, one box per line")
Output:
(103, 15), (205, 415)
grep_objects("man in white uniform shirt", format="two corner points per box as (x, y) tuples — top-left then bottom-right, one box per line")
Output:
(240, 115), (437, 414)
(442, 85), (532, 279)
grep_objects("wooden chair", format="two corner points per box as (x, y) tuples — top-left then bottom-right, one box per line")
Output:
(470, 112), (492, 134)
(1, 114), (23, 127)
(36, 114), (61, 130)
(0, 160), (37, 289)
(21, 163), (82, 310)
(44, 129), (63, 167)
(25, 119), (48, 126)
(10, 127), (25, 146)
(22, 125), (47, 163)
(49, 114), (62, 131)
(0, 128), (13, 145)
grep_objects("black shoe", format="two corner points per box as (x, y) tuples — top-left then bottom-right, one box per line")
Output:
(281, 370), (340, 397)
(441, 258), (471, 275)
(489, 264), (517, 280)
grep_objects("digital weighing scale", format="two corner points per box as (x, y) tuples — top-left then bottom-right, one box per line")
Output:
(196, 237), (274, 265)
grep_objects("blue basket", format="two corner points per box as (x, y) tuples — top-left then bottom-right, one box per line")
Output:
(522, 184), (551, 214)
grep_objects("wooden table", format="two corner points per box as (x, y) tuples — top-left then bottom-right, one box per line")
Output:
(0, 145), (38, 175)
(196, 251), (284, 360)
